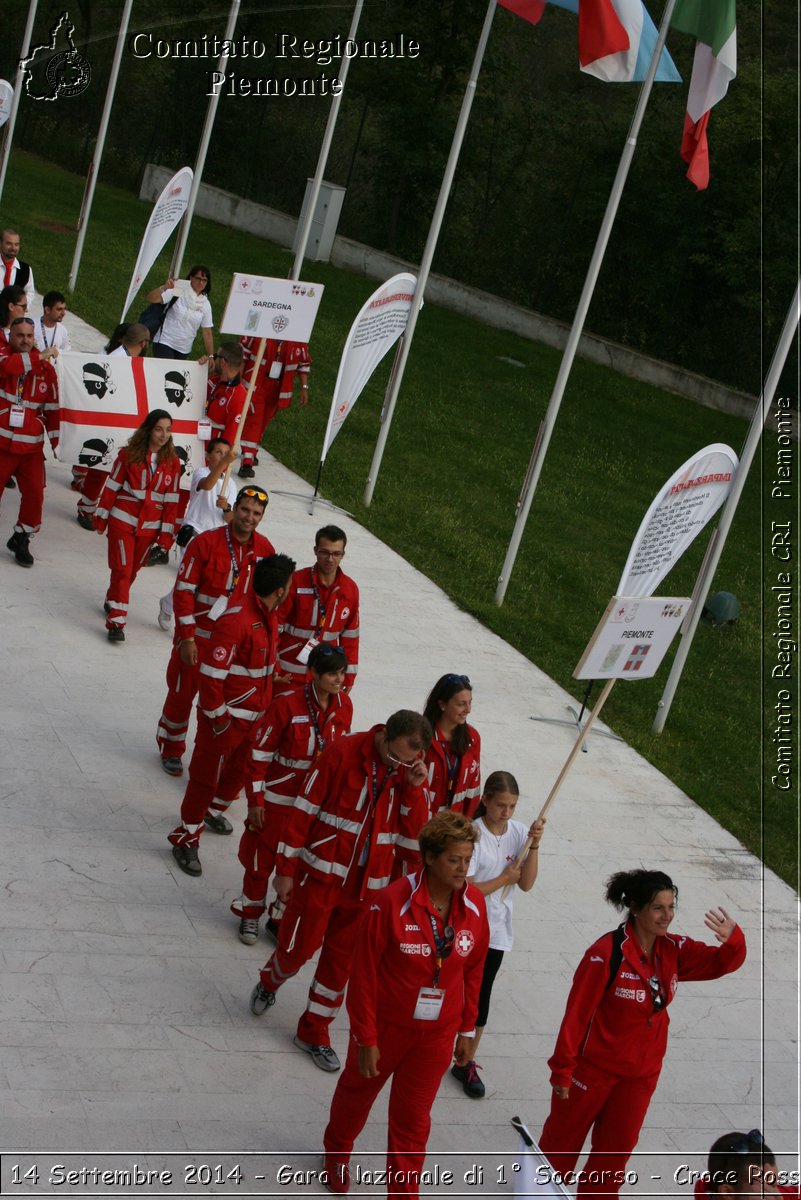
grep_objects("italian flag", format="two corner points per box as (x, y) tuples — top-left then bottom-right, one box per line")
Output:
(671, 0), (737, 189)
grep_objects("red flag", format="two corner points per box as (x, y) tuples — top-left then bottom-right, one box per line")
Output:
(498, 0), (547, 26)
(577, 0), (629, 68)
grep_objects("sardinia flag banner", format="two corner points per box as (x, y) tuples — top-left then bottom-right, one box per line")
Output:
(498, 0), (681, 82)
(56, 353), (206, 485)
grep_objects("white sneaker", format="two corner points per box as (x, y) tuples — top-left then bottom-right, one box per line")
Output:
(157, 599), (172, 631)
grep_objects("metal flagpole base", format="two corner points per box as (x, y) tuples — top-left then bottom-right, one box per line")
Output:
(268, 487), (354, 520)
(529, 706), (623, 753)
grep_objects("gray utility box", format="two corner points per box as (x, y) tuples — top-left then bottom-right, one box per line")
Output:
(293, 179), (346, 263)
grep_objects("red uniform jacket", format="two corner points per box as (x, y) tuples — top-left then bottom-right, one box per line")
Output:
(695, 1180), (798, 1200)
(173, 526), (275, 645)
(275, 725), (429, 893)
(347, 871), (489, 1046)
(198, 592), (278, 724)
(205, 374), (246, 443)
(0, 348), (59, 455)
(277, 565), (360, 687)
(95, 449), (181, 547)
(246, 684), (354, 810)
(548, 920), (747, 1088)
(241, 337), (311, 405)
(425, 725), (481, 817)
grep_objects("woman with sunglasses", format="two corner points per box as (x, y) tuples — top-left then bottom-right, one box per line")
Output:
(146, 265), (214, 360)
(231, 643), (353, 945)
(322, 810), (489, 1196)
(539, 869), (746, 1198)
(95, 409), (181, 642)
(422, 673), (481, 818)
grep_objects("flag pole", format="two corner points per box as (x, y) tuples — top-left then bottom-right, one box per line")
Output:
(291, 0), (364, 282)
(0, 0), (38, 205)
(494, 0), (679, 605)
(67, 0), (133, 292)
(652, 279), (801, 733)
(363, 0), (498, 507)
(169, 0), (240, 280)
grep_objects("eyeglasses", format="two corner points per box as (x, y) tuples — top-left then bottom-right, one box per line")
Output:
(647, 975), (665, 1012)
(316, 548), (344, 559)
(237, 487), (269, 505)
(443, 674), (470, 687)
(726, 1131), (766, 1155)
(10, 316), (34, 327)
(10, 301), (28, 310)
(387, 750), (420, 769)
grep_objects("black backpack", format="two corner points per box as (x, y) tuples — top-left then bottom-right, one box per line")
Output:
(138, 295), (178, 337)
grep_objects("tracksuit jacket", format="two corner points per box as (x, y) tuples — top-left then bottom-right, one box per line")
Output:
(172, 526), (275, 645)
(275, 725), (429, 891)
(0, 348), (59, 456)
(95, 449), (181, 548)
(197, 598), (279, 725)
(277, 565), (360, 687)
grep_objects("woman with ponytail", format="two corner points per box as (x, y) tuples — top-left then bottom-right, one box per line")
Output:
(538, 868), (746, 1197)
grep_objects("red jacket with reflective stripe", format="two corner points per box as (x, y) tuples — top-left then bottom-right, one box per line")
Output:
(425, 725), (481, 818)
(0, 349), (59, 455)
(241, 337), (311, 404)
(277, 565), (360, 687)
(548, 920), (747, 1087)
(173, 526), (275, 644)
(95, 448), (181, 547)
(205, 374), (246, 443)
(346, 871), (489, 1046)
(275, 725), (428, 893)
(197, 592), (278, 723)
(246, 684), (353, 809)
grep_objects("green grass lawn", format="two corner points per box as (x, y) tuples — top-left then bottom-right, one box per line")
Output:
(7, 151), (792, 889)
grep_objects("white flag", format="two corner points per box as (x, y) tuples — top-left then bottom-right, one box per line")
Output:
(122, 166), (194, 319)
(0, 81), (13, 127)
(617, 442), (738, 597)
(320, 272), (416, 462)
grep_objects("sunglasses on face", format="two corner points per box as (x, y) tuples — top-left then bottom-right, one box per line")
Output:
(443, 674), (470, 688)
(10, 316), (34, 327)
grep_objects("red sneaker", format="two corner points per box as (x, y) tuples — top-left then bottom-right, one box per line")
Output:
(323, 1156), (350, 1195)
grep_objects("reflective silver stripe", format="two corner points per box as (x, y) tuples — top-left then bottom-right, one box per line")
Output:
(396, 834), (418, 852)
(307, 1000), (342, 1017)
(366, 875), (392, 890)
(158, 715), (185, 731)
(0, 430), (45, 444)
(294, 797), (320, 818)
(201, 704), (228, 719)
(227, 707), (261, 721)
(200, 665), (228, 679)
(340, 628), (359, 639)
(229, 664), (268, 678)
(175, 581), (195, 593)
(300, 850), (347, 878)
(275, 841), (302, 859)
(275, 753), (312, 771)
(263, 790), (297, 808)
(310, 980), (345, 1001)
(317, 811), (361, 835)
(376, 832), (398, 845)
(263, 770), (294, 788)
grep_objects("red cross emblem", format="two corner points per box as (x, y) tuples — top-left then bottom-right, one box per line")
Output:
(455, 929), (474, 957)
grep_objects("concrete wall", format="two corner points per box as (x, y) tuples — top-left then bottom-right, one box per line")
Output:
(142, 164), (768, 427)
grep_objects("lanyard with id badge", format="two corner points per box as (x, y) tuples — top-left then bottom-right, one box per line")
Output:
(9, 375), (26, 428)
(208, 528), (243, 621)
(413, 913), (454, 1021)
(296, 568), (328, 665)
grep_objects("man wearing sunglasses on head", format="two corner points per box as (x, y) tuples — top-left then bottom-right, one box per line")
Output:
(276, 524), (360, 691)
(248, 710), (432, 1074)
(156, 485), (275, 778)
(0, 317), (59, 567)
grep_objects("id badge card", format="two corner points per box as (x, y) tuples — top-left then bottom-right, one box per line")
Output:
(296, 636), (320, 665)
(208, 595), (228, 621)
(197, 418), (212, 441)
(413, 987), (445, 1021)
(9, 405), (25, 429)
(269, 359), (282, 379)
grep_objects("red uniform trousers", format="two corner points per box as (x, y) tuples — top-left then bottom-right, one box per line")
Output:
(539, 1058), (660, 1198)
(76, 468), (106, 520)
(105, 519), (154, 630)
(324, 1022), (455, 1199)
(234, 809), (291, 919)
(259, 870), (366, 1046)
(0, 449), (45, 533)
(168, 713), (259, 848)
(240, 378), (281, 466)
(156, 647), (200, 761)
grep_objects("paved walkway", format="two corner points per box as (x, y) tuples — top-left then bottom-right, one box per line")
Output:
(0, 307), (795, 1195)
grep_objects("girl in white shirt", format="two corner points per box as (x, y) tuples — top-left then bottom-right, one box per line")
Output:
(452, 770), (545, 1099)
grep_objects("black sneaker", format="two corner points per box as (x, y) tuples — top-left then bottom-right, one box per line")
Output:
(250, 982), (276, 1015)
(7, 531), (33, 567)
(76, 513), (95, 531)
(6, 477), (16, 489)
(172, 844), (202, 877)
(160, 756), (183, 777)
(107, 628), (125, 643)
(146, 545), (169, 566)
(103, 600), (111, 615)
(451, 1060), (485, 1098)
(264, 917), (281, 944)
(204, 811), (233, 835)
(237, 464), (255, 479)
(238, 918), (259, 945)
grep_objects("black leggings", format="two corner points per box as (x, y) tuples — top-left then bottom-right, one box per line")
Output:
(476, 947), (505, 1028)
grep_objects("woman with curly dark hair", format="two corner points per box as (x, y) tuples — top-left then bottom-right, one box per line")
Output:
(95, 409), (181, 642)
(538, 868), (747, 1198)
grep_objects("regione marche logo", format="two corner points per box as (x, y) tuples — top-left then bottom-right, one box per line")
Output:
(20, 12), (91, 101)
